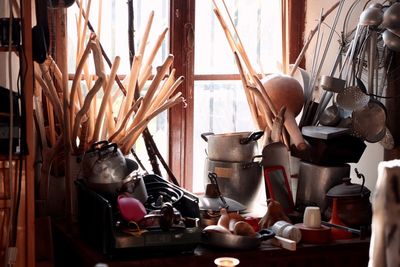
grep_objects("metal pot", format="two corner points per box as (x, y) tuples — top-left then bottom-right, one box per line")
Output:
(296, 161), (350, 216)
(326, 169), (372, 228)
(202, 229), (275, 250)
(201, 131), (263, 162)
(204, 158), (262, 208)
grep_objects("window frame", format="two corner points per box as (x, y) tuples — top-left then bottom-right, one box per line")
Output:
(169, 0), (305, 191)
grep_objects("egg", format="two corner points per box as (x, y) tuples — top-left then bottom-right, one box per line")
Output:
(233, 221), (256, 237)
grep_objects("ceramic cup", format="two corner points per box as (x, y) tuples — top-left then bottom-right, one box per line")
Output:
(303, 206), (321, 228)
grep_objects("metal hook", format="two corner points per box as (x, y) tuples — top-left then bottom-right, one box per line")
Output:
(354, 168), (366, 195)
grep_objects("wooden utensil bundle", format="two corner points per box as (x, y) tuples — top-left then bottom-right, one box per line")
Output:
(212, 0), (289, 147)
(33, 10), (185, 157)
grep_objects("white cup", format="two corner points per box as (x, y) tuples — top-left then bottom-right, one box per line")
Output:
(303, 206), (321, 228)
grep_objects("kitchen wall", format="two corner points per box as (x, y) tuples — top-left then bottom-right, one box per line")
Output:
(305, 0), (385, 192)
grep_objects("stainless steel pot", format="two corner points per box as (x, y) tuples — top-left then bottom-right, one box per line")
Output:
(296, 161), (350, 216)
(204, 158), (262, 208)
(201, 131), (263, 162)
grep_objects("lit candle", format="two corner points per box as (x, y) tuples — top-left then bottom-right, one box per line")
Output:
(214, 257), (240, 267)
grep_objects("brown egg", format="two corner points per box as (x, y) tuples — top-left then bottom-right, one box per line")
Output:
(233, 221), (257, 237)
(217, 208), (230, 230)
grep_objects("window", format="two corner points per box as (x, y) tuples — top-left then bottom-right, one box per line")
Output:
(65, 0), (304, 191)
(192, 0), (284, 192)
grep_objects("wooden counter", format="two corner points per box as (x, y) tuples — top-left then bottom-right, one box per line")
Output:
(52, 221), (370, 267)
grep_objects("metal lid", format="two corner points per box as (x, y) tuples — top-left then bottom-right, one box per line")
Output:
(326, 177), (370, 198)
(199, 195), (246, 212)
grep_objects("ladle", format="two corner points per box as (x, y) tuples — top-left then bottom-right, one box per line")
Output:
(383, 29), (400, 52)
(319, 104), (341, 126)
(359, 6), (383, 27)
(383, 2), (400, 29)
(320, 75), (346, 93)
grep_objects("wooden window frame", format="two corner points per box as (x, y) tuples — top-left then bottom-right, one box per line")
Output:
(169, 0), (305, 191)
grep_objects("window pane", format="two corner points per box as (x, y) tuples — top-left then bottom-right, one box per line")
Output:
(192, 80), (254, 193)
(67, 0), (170, 74)
(195, 0), (282, 75)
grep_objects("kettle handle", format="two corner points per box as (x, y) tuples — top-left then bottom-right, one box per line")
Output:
(97, 142), (118, 158)
(240, 131), (264, 144)
(201, 132), (214, 142)
(87, 140), (109, 153)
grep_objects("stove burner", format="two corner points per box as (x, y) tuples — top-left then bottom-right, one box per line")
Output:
(145, 182), (184, 210)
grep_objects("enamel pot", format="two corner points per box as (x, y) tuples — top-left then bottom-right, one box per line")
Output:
(326, 173), (372, 228)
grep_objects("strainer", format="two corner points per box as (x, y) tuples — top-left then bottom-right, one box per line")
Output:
(336, 86), (370, 111)
(351, 100), (387, 143)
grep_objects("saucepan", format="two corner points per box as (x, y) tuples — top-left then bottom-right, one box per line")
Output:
(202, 229), (275, 250)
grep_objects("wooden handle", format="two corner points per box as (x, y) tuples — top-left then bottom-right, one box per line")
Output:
(284, 111), (307, 151)
(72, 77), (104, 152)
(121, 95), (185, 154)
(109, 97), (143, 143)
(139, 27), (169, 86)
(127, 55), (174, 133)
(69, 40), (93, 131)
(234, 52), (261, 129)
(216, 0), (258, 78)
(138, 11), (155, 58)
(36, 65), (64, 125)
(93, 56), (121, 142)
(122, 55), (142, 120)
(248, 86), (273, 130)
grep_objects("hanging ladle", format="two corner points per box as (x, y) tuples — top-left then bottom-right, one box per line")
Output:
(383, 29), (400, 52)
(383, 2), (400, 29)
(359, 5), (384, 27)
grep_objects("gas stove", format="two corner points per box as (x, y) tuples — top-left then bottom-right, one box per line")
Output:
(75, 175), (201, 257)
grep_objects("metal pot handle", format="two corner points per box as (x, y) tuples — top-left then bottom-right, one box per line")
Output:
(201, 132), (214, 142)
(240, 131), (264, 144)
(354, 168), (366, 195)
(259, 229), (275, 240)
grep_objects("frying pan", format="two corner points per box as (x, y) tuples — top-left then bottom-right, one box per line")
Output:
(202, 229), (275, 250)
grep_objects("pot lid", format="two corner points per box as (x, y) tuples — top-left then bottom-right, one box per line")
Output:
(199, 195), (246, 212)
(199, 183), (246, 212)
(326, 177), (371, 198)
